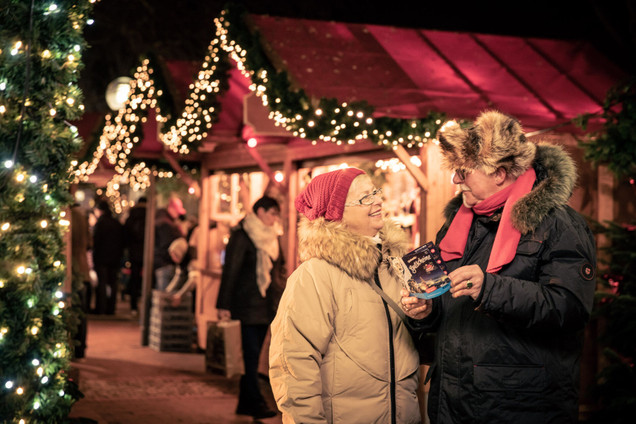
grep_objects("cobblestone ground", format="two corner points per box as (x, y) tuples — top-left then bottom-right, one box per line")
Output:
(68, 302), (281, 424)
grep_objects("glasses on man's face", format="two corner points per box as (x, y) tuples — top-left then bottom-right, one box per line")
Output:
(345, 188), (383, 207)
(454, 168), (469, 180)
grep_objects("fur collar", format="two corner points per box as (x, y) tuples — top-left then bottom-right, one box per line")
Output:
(297, 217), (410, 282)
(443, 143), (577, 234)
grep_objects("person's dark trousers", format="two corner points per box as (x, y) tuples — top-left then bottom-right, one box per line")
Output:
(128, 260), (143, 311)
(74, 281), (90, 358)
(95, 264), (120, 315)
(237, 324), (268, 409)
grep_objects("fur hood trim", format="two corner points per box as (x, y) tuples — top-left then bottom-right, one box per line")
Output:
(297, 217), (410, 282)
(444, 143), (577, 234)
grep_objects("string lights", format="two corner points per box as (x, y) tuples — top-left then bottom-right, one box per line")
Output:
(70, 4), (446, 207)
(0, 0), (99, 421)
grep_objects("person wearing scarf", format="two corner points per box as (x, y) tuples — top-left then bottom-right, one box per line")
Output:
(216, 195), (286, 419)
(401, 110), (597, 423)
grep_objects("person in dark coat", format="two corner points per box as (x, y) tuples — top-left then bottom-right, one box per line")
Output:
(123, 196), (146, 313)
(153, 196), (185, 290)
(71, 203), (92, 357)
(216, 195), (286, 419)
(401, 110), (597, 423)
(92, 199), (125, 315)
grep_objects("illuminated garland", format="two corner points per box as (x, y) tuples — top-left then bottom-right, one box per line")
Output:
(218, 3), (446, 148)
(0, 0), (98, 421)
(72, 3), (448, 197)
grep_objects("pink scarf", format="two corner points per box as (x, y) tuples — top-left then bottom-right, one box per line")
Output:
(439, 168), (536, 273)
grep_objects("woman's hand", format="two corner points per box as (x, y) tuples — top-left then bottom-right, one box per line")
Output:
(448, 264), (484, 300)
(217, 309), (231, 321)
(400, 288), (432, 320)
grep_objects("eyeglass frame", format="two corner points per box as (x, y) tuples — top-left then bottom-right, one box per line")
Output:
(454, 168), (471, 180)
(344, 188), (383, 207)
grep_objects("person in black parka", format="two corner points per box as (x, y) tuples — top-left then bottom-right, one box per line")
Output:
(123, 196), (146, 313)
(216, 195), (286, 420)
(401, 110), (597, 424)
(92, 199), (125, 315)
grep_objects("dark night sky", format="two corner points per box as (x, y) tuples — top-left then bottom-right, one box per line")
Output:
(79, 0), (636, 113)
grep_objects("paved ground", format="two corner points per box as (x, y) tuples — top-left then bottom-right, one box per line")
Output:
(68, 303), (282, 424)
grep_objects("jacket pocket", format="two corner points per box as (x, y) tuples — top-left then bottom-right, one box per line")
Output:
(473, 364), (547, 392)
(508, 239), (543, 280)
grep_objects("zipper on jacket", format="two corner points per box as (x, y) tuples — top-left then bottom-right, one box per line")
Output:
(375, 269), (397, 424)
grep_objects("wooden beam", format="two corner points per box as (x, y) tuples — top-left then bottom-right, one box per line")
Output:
(162, 151), (201, 197)
(283, 151), (298, 276)
(203, 139), (386, 170)
(244, 144), (286, 192)
(393, 144), (429, 192)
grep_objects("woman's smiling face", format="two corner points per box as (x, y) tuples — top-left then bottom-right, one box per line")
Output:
(341, 175), (384, 237)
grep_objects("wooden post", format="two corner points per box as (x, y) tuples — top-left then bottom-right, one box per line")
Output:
(424, 143), (456, 242)
(284, 152), (298, 275)
(140, 172), (156, 346)
(393, 145), (428, 191)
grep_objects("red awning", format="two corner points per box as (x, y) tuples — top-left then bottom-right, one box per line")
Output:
(248, 14), (625, 132)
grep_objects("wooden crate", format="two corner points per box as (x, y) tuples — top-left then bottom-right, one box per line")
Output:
(148, 290), (194, 352)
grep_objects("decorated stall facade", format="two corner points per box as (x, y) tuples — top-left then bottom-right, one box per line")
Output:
(71, 7), (628, 416)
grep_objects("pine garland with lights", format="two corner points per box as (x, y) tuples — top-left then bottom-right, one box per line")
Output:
(72, 2), (447, 203)
(0, 0), (97, 422)
(220, 3), (445, 147)
(575, 77), (636, 423)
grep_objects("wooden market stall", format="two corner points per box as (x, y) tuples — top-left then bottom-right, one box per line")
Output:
(72, 6), (628, 419)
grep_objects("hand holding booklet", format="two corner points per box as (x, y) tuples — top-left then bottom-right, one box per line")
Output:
(389, 241), (451, 299)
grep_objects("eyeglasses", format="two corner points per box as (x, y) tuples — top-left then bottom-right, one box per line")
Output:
(345, 188), (383, 207)
(454, 168), (470, 180)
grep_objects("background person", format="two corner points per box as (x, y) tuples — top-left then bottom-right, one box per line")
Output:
(123, 196), (146, 315)
(270, 168), (422, 424)
(153, 196), (186, 291)
(216, 195), (286, 419)
(402, 110), (597, 423)
(92, 199), (124, 315)
(70, 202), (92, 357)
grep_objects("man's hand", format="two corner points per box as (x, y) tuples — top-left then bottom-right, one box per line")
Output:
(449, 264), (484, 300)
(400, 288), (433, 319)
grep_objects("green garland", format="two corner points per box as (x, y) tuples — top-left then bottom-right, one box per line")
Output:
(576, 76), (636, 180)
(0, 0), (96, 421)
(221, 3), (445, 147)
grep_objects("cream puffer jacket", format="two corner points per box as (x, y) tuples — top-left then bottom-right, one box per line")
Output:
(269, 217), (421, 424)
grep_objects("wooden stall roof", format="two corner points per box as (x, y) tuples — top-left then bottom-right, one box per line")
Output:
(75, 11), (626, 173)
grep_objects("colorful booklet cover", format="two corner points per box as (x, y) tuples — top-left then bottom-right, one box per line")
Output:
(389, 242), (451, 299)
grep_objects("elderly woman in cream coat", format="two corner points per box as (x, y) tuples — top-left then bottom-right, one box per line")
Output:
(269, 167), (422, 424)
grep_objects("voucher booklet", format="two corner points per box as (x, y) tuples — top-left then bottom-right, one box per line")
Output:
(389, 242), (451, 299)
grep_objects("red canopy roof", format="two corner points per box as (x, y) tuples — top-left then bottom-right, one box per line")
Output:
(248, 14), (625, 132)
(76, 13), (626, 166)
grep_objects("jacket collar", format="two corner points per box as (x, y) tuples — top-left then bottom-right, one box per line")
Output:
(444, 143), (577, 234)
(297, 217), (410, 282)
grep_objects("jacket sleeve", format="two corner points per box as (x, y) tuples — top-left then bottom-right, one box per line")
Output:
(216, 229), (248, 310)
(477, 209), (597, 333)
(269, 261), (334, 424)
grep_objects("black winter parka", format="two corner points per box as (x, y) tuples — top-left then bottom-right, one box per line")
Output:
(419, 144), (597, 424)
(216, 219), (286, 325)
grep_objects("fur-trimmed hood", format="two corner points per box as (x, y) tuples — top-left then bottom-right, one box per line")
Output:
(297, 217), (410, 282)
(444, 143), (577, 234)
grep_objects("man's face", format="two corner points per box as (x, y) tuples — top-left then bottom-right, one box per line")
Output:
(452, 168), (502, 208)
(256, 207), (280, 227)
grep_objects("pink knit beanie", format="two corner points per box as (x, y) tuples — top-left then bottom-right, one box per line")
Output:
(295, 168), (365, 221)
